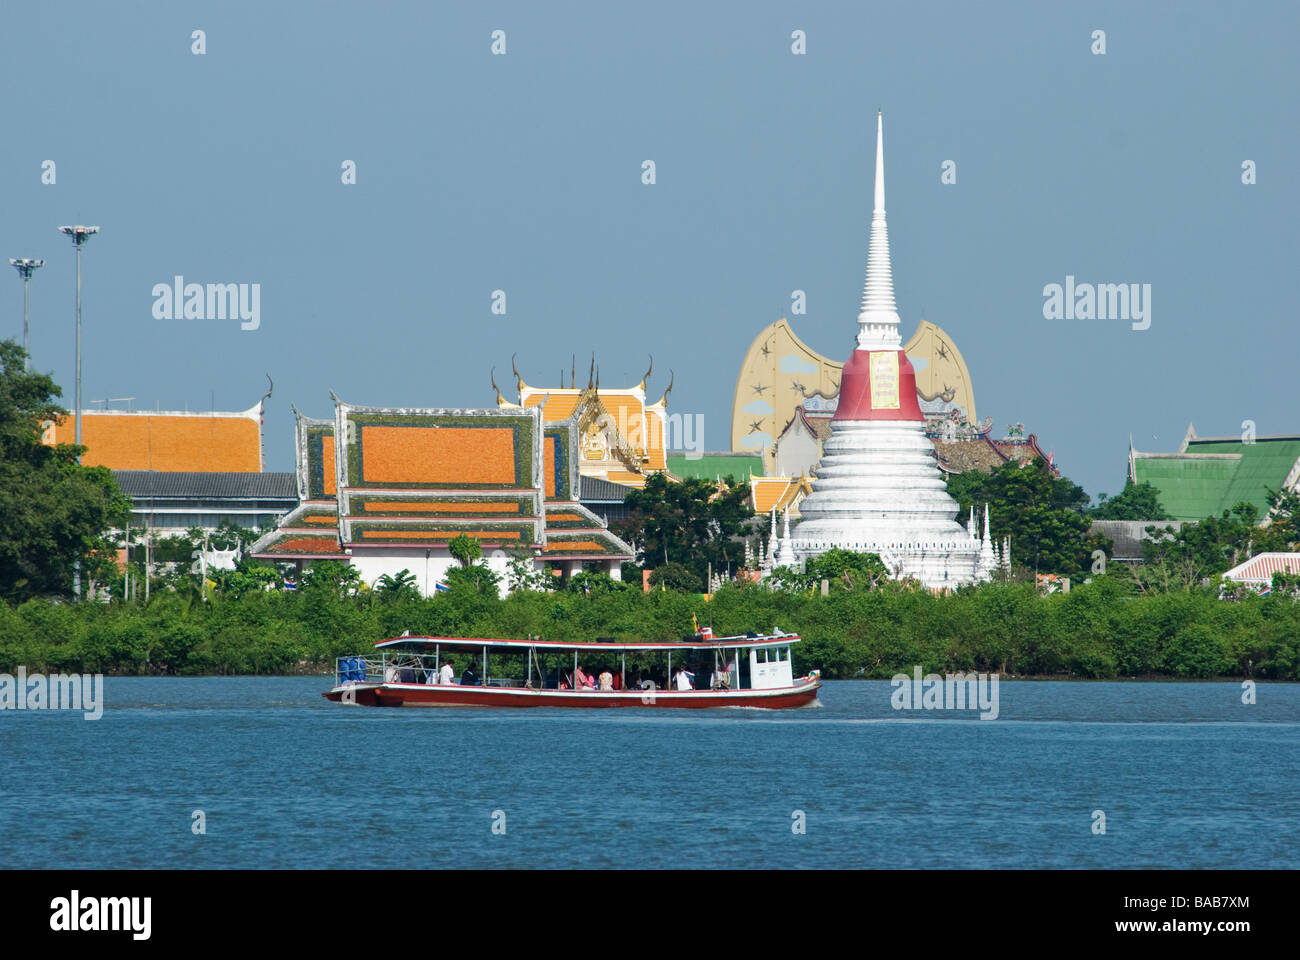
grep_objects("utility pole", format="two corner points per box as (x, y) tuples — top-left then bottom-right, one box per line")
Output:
(200, 530), (210, 603)
(8, 258), (44, 369)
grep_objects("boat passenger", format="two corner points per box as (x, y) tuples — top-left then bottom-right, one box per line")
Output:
(384, 663), (398, 682)
(439, 660), (455, 685)
(461, 663), (480, 686)
(574, 665), (590, 688)
(674, 667), (695, 691)
(582, 671), (596, 690)
(598, 670), (614, 691)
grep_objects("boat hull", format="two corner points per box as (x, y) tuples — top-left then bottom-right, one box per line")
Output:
(323, 679), (821, 709)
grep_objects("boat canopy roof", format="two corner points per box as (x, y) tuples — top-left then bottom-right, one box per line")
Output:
(373, 632), (802, 653)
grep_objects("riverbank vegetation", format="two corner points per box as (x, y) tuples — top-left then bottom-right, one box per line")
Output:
(2, 571), (1296, 679)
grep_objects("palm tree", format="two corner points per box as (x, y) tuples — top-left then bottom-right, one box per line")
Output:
(376, 568), (419, 600)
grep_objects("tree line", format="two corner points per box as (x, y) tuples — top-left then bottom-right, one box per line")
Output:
(1, 336), (1297, 680)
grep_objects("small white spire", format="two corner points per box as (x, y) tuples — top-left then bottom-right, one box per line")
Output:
(979, 504), (996, 574)
(774, 508), (796, 567)
(856, 111), (903, 350)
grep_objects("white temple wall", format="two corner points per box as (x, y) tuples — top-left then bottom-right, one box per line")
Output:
(347, 547), (514, 597)
(775, 425), (821, 477)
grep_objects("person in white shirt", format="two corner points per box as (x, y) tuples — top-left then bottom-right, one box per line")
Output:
(674, 667), (695, 691)
(439, 660), (455, 685)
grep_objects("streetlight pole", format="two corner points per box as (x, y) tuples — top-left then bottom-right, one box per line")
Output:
(58, 226), (98, 600)
(57, 226), (98, 451)
(8, 258), (44, 370)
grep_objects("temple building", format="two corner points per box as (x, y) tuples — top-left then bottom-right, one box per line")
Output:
(766, 113), (998, 588)
(250, 397), (634, 594)
(494, 357), (672, 489)
(40, 395), (298, 535)
(1130, 426), (1300, 522)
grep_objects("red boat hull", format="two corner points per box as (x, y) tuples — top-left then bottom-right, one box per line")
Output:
(323, 679), (820, 709)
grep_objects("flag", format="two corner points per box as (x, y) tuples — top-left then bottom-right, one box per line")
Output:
(282, 577), (297, 592)
(434, 580), (450, 593)
(692, 612), (699, 632)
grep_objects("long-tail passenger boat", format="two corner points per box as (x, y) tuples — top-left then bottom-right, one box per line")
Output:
(323, 630), (820, 709)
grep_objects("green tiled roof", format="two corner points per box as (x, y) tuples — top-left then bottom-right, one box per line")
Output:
(668, 453), (763, 481)
(1133, 436), (1300, 521)
(1186, 438), (1300, 516)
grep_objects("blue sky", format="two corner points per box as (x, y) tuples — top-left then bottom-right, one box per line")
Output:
(3, 1), (1296, 500)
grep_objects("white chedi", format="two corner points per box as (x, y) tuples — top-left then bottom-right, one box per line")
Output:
(783, 113), (995, 590)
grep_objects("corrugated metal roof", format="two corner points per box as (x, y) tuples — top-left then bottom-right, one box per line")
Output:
(579, 476), (633, 502)
(1222, 552), (1300, 582)
(112, 470), (298, 500)
(1089, 520), (1190, 560)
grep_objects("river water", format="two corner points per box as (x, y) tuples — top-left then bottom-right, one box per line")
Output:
(1, 678), (1295, 869)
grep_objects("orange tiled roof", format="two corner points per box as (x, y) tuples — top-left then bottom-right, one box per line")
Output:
(600, 395), (667, 462)
(359, 500), (521, 514)
(47, 410), (261, 472)
(360, 426), (517, 485)
(543, 436), (557, 498)
(543, 540), (603, 552)
(605, 470), (647, 487)
(524, 392), (583, 422)
(751, 476), (810, 514)
(321, 439), (336, 496)
(262, 535), (344, 556)
(360, 529), (522, 540)
(514, 378), (669, 475)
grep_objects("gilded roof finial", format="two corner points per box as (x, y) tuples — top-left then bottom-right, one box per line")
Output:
(657, 369), (675, 406)
(640, 355), (653, 391)
(511, 353), (529, 395)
